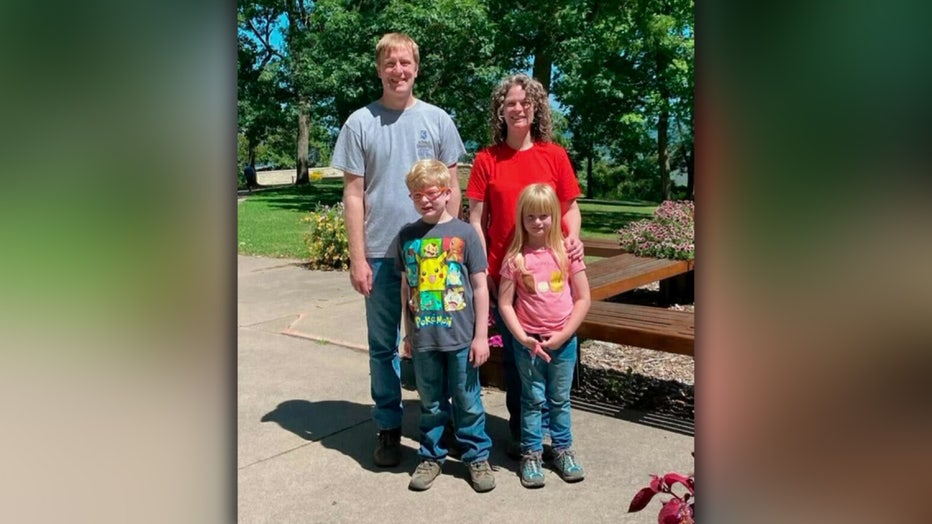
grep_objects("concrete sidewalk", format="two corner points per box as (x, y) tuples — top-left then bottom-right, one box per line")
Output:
(238, 255), (694, 523)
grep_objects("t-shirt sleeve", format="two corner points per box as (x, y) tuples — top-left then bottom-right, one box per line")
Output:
(465, 150), (489, 201)
(330, 119), (364, 177)
(499, 256), (515, 281)
(438, 113), (466, 167)
(569, 255), (586, 275)
(553, 145), (582, 202)
(391, 231), (405, 273)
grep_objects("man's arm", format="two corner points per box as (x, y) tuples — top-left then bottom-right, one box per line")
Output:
(343, 173), (372, 296)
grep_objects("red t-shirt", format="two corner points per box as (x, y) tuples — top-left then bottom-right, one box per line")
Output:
(465, 142), (582, 284)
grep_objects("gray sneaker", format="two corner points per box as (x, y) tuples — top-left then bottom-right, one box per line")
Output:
(373, 428), (401, 467)
(467, 460), (496, 493)
(552, 448), (585, 482)
(408, 459), (442, 491)
(519, 451), (546, 488)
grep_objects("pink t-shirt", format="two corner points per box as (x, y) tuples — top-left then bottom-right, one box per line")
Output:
(499, 247), (586, 334)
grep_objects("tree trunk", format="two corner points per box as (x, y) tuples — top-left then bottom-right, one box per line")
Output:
(586, 155), (594, 199)
(532, 42), (552, 92)
(657, 56), (670, 201)
(685, 144), (694, 200)
(295, 101), (310, 185)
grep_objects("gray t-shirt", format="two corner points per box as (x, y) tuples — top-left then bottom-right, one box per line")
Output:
(331, 99), (466, 258)
(393, 219), (488, 352)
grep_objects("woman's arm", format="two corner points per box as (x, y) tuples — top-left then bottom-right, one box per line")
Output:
(562, 199), (584, 261)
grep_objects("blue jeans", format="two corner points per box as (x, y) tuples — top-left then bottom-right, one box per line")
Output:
(365, 258), (403, 430)
(412, 347), (492, 463)
(492, 303), (549, 440)
(514, 335), (578, 453)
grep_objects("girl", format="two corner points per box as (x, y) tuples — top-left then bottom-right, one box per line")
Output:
(497, 183), (591, 489)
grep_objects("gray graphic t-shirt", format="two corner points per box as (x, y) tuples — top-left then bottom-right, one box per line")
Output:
(331, 100), (466, 258)
(393, 219), (487, 352)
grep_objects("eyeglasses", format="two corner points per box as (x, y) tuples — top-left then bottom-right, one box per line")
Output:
(409, 187), (448, 201)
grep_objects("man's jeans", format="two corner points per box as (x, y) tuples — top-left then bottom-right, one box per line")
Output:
(365, 258), (403, 430)
(412, 346), (492, 464)
(513, 335), (578, 453)
(492, 304), (550, 440)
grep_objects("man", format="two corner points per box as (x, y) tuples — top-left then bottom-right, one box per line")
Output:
(331, 32), (465, 467)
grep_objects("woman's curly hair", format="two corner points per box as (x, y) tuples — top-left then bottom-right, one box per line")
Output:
(489, 73), (553, 146)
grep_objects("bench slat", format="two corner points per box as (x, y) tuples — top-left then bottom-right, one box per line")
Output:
(586, 253), (694, 301)
(582, 237), (625, 258)
(578, 301), (694, 356)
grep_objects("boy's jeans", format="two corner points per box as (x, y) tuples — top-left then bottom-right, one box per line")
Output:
(513, 335), (578, 453)
(411, 346), (492, 464)
(492, 304), (550, 440)
(365, 258), (403, 431)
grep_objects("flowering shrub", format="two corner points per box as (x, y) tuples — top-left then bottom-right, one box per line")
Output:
(302, 202), (349, 270)
(309, 169), (324, 182)
(628, 468), (695, 524)
(488, 310), (503, 348)
(618, 200), (694, 260)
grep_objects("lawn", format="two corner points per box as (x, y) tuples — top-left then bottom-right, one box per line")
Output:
(237, 181), (657, 259)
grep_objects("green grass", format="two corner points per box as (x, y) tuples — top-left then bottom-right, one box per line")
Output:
(237, 181), (343, 259)
(577, 199), (657, 238)
(237, 180), (658, 259)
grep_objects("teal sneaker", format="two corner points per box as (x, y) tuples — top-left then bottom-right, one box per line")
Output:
(552, 448), (585, 482)
(519, 451), (545, 488)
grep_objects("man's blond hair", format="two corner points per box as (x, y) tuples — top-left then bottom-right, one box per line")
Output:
(375, 32), (420, 66)
(405, 159), (450, 191)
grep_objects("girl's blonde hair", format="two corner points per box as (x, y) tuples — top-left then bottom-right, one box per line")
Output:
(503, 183), (567, 293)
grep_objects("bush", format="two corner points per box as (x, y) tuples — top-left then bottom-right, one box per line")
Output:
(303, 202), (349, 270)
(618, 200), (694, 260)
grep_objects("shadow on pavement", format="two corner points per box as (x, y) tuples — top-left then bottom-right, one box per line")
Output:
(261, 398), (521, 477)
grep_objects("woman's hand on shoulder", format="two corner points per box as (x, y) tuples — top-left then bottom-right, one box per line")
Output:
(564, 234), (584, 262)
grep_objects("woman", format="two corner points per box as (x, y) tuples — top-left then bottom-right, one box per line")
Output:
(465, 73), (584, 458)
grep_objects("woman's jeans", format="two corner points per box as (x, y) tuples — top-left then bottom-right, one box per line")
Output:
(412, 346), (492, 464)
(365, 258), (403, 431)
(492, 304), (549, 440)
(513, 335), (578, 453)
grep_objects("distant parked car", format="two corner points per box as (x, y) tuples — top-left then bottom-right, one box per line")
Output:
(254, 162), (278, 171)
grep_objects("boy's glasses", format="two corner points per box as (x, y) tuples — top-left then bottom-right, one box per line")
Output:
(409, 187), (448, 201)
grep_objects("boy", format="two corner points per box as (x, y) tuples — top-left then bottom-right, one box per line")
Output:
(393, 159), (494, 493)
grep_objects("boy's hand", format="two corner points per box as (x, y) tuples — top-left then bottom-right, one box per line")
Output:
(402, 337), (412, 358)
(469, 337), (490, 368)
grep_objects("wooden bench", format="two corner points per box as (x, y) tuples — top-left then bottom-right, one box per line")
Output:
(582, 237), (625, 258)
(578, 301), (694, 356)
(586, 253), (694, 301)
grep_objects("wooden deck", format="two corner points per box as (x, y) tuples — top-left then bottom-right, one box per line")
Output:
(586, 253), (694, 301)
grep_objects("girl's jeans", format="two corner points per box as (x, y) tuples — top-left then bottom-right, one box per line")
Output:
(513, 335), (578, 453)
(412, 346), (492, 464)
(492, 304), (550, 440)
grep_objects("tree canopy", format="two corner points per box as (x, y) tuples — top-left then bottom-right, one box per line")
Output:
(238, 0), (693, 201)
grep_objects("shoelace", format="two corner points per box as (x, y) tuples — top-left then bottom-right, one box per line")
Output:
(470, 461), (490, 473)
(522, 455), (543, 477)
(415, 461), (437, 474)
(557, 450), (580, 471)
